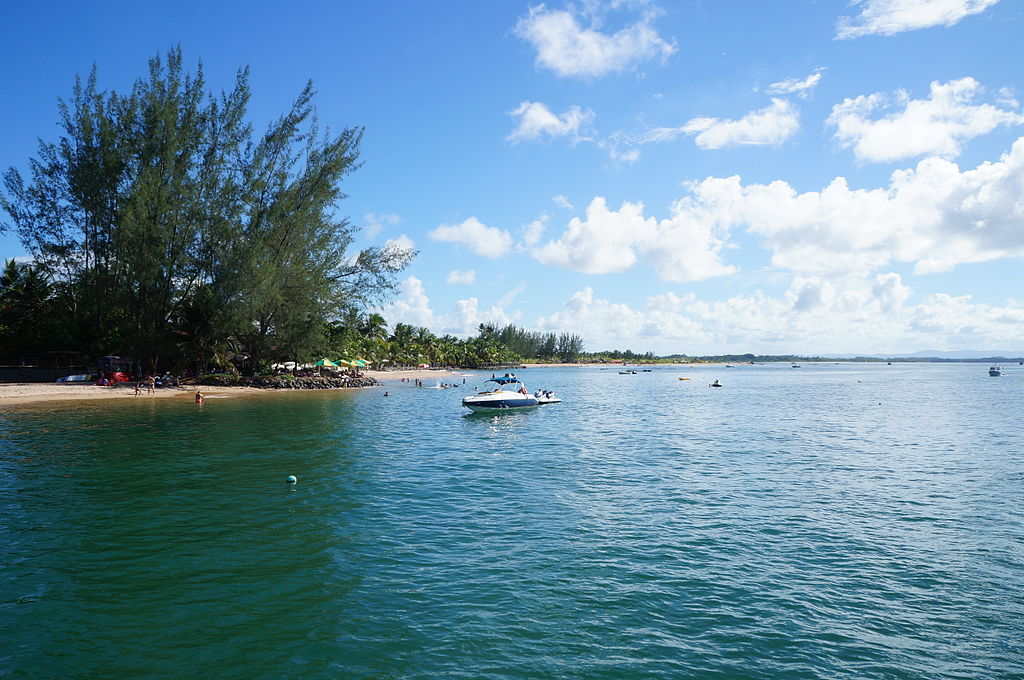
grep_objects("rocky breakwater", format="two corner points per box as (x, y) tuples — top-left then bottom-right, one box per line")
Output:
(197, 375), (378, 389)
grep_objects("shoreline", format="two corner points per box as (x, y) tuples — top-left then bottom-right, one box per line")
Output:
(0, 368), (472, 407)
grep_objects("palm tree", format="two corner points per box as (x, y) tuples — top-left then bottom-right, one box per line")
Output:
(361, 313), (389, 343)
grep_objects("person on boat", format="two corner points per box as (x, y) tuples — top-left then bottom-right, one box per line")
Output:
(711, 379), (722, 387)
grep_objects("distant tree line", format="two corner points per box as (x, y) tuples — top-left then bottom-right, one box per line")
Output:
(484, 324), (585, 363)
(0, 48), (414, 375)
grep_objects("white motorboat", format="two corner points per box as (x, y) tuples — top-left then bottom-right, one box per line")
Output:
(462, 373), (539, 413)
(533, 389), (562, 405)
(989, 366), (1002, 377)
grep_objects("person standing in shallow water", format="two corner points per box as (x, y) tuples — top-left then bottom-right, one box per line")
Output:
(195, 390), (204, 404)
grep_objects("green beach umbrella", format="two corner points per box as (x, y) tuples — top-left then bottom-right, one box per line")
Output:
(315, 358), (338, 367)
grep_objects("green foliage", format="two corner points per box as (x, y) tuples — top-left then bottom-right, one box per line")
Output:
(0, 259), (63, 356)
(0, 48), (413, 372)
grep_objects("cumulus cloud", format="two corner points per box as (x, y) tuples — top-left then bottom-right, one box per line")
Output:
(520, 216), (547, 248)
(533, 276), (1024, 355)
(531, 196), (737, 282)
(383, 234), (415, 253)
(514, 4), (675, 78)
(836, 0), (1000, 40)
(508, 101), (595, 143)
(828, 78), (1024, 163)
(666, 136), (1024, 277)
(445, 269), (476, 285)
(765, 67), (826, 98)
(379, 277), (515, 337)
(645, 98), (800, 149)
(428, 217), (513, 258)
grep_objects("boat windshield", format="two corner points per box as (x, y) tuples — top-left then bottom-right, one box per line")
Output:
(484, 374), (526, 391)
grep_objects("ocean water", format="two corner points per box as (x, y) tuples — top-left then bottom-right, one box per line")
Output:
(1, 363), (1022, 679)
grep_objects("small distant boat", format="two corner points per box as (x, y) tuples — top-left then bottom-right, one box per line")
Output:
(725, 365), (734, 368)
(462, 373), (538, 413)
(619, 370), (638, 374)
(641, 369), (652, 372)
(678, 377), (691, 381)
(709, 379), (723, 388)
(989, 366), (1002, 377)
(791, 364), (801, 369)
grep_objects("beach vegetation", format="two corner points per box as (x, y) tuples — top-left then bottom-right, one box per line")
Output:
(0, 48), (413, 373)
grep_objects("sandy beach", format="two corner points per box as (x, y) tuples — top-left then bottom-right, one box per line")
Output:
(0, 368), (477, 407)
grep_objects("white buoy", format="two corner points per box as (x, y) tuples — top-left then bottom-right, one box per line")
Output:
(286, 475), (297, 484)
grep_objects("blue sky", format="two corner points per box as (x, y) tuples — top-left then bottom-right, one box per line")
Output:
(2, 0), (1023, 354)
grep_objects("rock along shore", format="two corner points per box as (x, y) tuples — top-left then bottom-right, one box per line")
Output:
(196, 375), (378, 389)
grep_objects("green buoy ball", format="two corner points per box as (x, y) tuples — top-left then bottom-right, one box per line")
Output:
(286, 475), (297, 484)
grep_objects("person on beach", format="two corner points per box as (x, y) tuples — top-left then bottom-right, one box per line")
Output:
(147, 376), (156, 394)
(195, 390), (205, 404)
(134, 381), (142, 397)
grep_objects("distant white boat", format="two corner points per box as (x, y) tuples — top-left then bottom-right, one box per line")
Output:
(989, 366), (1002, 377)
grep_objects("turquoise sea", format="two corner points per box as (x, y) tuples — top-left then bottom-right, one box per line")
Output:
(1, 363), (1022, 679)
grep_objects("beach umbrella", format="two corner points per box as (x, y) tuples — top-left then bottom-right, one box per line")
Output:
(314, 358), (338, 367)
(336, 359), (356, 367)
(353, 359), (368, 367)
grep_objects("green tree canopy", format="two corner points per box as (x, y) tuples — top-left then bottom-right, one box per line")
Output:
(1, 47), (413, 372)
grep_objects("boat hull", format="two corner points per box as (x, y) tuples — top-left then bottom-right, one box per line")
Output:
(463, 397), (539, 413)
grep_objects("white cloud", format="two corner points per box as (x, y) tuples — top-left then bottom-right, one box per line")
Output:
(445, 270), (476, 285)
(828, 78), (1024, 163)
(553, 195), (574, 210)
(533, 277), (1024, 355)
(383, 234), (415, 253)
(531, 196), (737, 282)
(428, 217), (513, 258)
(667, 136), (1024, 277)
(508, 101), (595, 143)
(515, 4), (675, 79)
(382, 276), (436, 329)
(497, 281), (528, 307)
(645, 98), (800, 149)
(363, 212), (401, 240)
(379, 276), (515, 337)
(836, 0), (1000, 40)
(521, 216), (547, 248)
(765, 67), (826, 98)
